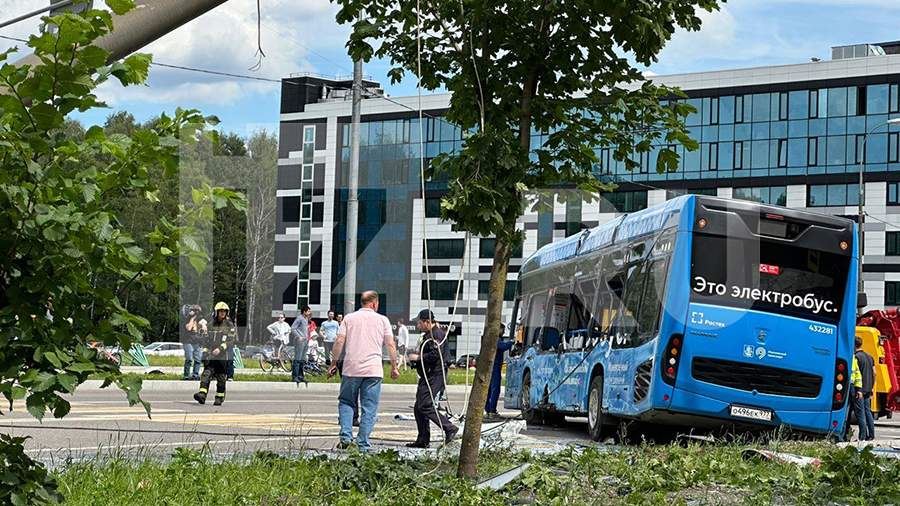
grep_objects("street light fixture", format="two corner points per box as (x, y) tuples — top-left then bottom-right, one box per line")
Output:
(857, 117), (900, 307)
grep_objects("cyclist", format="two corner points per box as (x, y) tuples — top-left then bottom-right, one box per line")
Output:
(266, 312), (291, 361)
(194, 302), (236, 406)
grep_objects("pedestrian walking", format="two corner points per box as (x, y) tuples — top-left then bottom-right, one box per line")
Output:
(266, 313), (291, 360)
(181, 304), (203, 380)
(193, 302), (236, 406)
(485, 324), (512, 421)
(327, 291), (400, 451)
(321, 310), (340, 365)
(396, 319), (410, 370)
(855, 337), (877, 441)
(291, 306), (311, 385)
(406, 309), (459, 448)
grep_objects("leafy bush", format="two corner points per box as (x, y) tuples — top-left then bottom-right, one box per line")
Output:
(0, 435), (61, 505)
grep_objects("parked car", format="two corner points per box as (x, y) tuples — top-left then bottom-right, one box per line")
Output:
(241, 345), (264, 359)
(142, 342), (184, 356)
(454, 354), (478, 369)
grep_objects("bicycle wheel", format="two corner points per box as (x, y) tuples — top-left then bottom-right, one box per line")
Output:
(259, 357), (273, 373)
(277, 358), (290, 372)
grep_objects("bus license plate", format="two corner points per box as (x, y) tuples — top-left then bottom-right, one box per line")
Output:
(729, 405), (773, 422)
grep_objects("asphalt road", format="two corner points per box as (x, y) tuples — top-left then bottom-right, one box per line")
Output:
(3, 381), (899, 467)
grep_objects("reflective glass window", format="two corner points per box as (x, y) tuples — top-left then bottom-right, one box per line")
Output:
(867, 133), (888, 164)
(752, 93), (771, 122)
(809, 90), (819, 118)
(868, 84), (889, 115)
(890, 133), (899, 163)
(751, 140), (769, 168)
(807, 185), (827, 206)
(777, 139), (788, 167)
(735, 95), (745, 123)
(719, 96), (735, 124)
(891, 84), (900, 113)
(887, 232), (900, 256)
(826, 136), (846, 165)
(787, 138), (806, 167)
(779, 92), (789, 120)
(890, 183), (900, 205)
(808, 137), (819, 166)
(733, 141), (744, 169)
(827, 87), (848, 117)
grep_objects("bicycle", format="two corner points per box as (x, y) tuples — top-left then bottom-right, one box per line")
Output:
(259, 343), (290, 373)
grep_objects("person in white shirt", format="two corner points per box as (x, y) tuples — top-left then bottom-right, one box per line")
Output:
(320, 310), (340, 365)
(266, 313), (291, 360)
(396, 319), (410, 370)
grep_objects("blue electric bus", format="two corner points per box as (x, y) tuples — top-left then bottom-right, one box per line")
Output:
(504, 195), (858, 438)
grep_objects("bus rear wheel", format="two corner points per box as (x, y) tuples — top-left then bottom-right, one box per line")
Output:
(588, 375), (606, 441)
(520, 372), (539, 424)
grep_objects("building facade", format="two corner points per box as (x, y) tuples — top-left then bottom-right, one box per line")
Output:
(274, 43), (900, 357)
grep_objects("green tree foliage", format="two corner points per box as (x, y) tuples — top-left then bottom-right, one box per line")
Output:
(333, 0), (721, 478)
(0, 5), (244, 501)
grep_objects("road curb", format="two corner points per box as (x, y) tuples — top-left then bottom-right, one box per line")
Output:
(77, 379), (475, 394)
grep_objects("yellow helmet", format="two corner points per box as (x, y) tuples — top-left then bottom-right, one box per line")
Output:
(214, 302), (229, 311)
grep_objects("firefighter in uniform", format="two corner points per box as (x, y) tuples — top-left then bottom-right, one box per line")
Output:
(194, 302), (236, 406)
(406, 309), (459, 448)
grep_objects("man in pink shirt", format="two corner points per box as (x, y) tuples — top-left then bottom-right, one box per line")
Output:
(328, 290), (399, 451)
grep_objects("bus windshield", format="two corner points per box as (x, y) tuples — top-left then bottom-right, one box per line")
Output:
(690, 233), (850, 324)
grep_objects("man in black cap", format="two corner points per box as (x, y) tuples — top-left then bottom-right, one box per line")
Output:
(406, 309), (458, 448)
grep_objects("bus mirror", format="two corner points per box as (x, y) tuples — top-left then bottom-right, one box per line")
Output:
(857, 292), (868, 309)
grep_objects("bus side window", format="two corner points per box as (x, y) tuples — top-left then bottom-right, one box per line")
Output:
(542, 292), (570, 352)
(635, 258), (670, 345)
(566, 279), (596, 350)
(614, 263), (647, 348)
(523, 292), (548, 349)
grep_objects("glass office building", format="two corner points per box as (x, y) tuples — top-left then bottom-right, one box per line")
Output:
(275, 43), (900, 357)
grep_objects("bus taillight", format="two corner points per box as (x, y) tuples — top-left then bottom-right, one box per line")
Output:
(662, 334), (684, 386)
(832, 359), (849, 410)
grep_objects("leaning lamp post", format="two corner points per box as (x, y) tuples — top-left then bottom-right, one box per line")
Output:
(857, 117), (900, 306)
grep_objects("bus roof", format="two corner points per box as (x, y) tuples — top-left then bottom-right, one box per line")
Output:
(520, 195), (691, 276)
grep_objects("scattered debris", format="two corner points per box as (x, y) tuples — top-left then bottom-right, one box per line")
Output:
(476, 463), (531, 491)
(741, 449), (821, 468)
(393, 414), (415, 421)
(676, 434), (716, 446)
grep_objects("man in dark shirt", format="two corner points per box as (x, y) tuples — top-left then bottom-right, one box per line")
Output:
(855, 337), (876, 441)
(406, 309), (458, 448)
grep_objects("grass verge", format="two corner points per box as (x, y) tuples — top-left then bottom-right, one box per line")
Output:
(55, 443), (900, 505)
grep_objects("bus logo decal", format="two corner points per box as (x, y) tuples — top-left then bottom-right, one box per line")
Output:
(743, 345), (754, 358)
(755, 346), (767, 360)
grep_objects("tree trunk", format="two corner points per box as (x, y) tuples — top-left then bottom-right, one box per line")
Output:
(457, 236), (513, 478)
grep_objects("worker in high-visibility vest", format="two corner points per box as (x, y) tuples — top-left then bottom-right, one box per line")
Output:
(194, 302), (236, 406)
(848, 348), (864, 440)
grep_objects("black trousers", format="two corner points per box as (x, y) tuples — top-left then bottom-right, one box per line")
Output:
(414, 371), (454, 442)
(199, 359), (228, 399)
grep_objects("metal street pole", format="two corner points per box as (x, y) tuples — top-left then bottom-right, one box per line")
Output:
(13, 0), (229, 67)
(857, 117), (900, 308)
(343, 58), (363, 316)
(0, 0), (75, 30)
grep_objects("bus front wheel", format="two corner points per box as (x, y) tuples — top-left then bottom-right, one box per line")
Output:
(520, 372), (539, 424)
(588, 375), (605, 441)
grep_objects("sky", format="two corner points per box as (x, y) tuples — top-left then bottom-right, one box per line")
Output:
(1, 0), (900, 137)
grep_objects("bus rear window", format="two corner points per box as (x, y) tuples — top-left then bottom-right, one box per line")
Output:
(690, 234), (850, 323)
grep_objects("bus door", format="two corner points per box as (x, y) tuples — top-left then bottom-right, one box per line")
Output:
(600, 269), (635, 414)
(504, 291), (548, 410)
(533, 289), (569, 409)
(550, 277), (598, 412)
